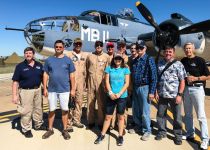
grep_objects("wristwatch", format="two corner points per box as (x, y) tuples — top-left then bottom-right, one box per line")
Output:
(177, 92), (183, 96)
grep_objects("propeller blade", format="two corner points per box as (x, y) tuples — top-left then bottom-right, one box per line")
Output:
(136, 1), (161, 32)
(179, 20), (210, 34)
(5, 27), (25, 31)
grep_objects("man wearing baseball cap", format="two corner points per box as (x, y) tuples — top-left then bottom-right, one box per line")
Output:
(130, 40), (157, 141)
(66, 38), (89, 131)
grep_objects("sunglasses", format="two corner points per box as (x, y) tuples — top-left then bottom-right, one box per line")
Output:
(74, 42), (82, 46)
(137, 46), (145, 50)
(95, 44), (103, 47)
(55, 46), (63, 48)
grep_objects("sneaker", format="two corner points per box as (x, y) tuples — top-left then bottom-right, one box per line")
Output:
(141, 132), (150, 141)
(174, 139), (182, 145)
(128, 128), (135, 134)
(34, 124), (47, 131)
(128, 126), (141, 134)
(66, 126), (74, 132)
(155, 134), (167, 141)
(42, 129), (54, 139)
(62, 130), (71, 140)
(200, 140), (209, 150)
(117, 136), (124, 146)
(94, 134), (105, 144)
(182, 134), (195, 141)
(24, 130), (33, 138)
(73, 122), (84, 128)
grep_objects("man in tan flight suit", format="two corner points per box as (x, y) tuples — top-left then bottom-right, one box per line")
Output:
(117, 40), (128, 64)
(106, 42), (115, 64)
(86, 40), (109, 129)
(66, 38), (88, 131)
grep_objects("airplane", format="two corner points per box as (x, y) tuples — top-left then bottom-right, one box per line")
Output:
(5, 1), (210, 61)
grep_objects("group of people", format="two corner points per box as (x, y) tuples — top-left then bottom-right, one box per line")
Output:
(11, 38), (210, 149)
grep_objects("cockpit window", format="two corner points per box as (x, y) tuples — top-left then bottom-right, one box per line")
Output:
(27, 17), (80, 34)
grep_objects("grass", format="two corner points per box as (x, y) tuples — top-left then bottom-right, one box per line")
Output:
(0, 65), (15, 74)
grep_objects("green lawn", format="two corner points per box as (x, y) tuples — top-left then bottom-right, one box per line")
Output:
(0, 65), (15, 74)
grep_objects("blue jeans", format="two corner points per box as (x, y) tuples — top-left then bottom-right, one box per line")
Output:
(132, 85), (151, 133)
(184, 86), (209, 142)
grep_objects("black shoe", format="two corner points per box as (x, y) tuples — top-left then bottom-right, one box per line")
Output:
(42, 129), (54, 139)
(62, 130), (71, 140)
(94, 134), (105, 144)
(87, 124), (95, 129)
(34, 124), (47, 131)
(155, 134), (166, 141)
(66, 126), (74, 132)
(174, 139), (182, 145)
(24, 130), (33, 138)
(117, 136), (124, 146)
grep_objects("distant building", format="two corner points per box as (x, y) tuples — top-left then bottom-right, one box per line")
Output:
(4, 52), (24, 65)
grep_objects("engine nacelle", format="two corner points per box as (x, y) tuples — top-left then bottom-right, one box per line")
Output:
(153, 18), (205, 57)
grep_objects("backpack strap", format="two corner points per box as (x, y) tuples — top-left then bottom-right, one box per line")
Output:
(158, 59), (177, 81)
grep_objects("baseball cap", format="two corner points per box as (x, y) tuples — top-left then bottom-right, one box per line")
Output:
(95, 40), (103, 47)
(74, 38), (82, 43)
(136, 40), (146, 49)
(106, 42), (114, 48)
(114, 53), (123, 59)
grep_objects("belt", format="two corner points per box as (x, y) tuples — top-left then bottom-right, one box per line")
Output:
(187, 83), (203, 87)
(21, 86), (39, 90)
(138, 84), (148, 87)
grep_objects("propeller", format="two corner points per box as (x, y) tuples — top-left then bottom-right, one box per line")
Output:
(135, 1), (210, 62)
(136, 1), (161, 33)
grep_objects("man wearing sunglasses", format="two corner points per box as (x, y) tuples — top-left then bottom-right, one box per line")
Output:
(66, 38), (89, 132)
(131, 40), (157, 141)
(86, 40), (109, 130)
(42, 40), (76, 140)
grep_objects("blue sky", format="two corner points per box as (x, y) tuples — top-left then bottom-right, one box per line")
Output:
(0, 0), (209, 56)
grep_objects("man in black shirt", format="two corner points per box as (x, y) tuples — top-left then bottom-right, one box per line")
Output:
(181, 42), (210, 150)
(12, 47), (46, 138)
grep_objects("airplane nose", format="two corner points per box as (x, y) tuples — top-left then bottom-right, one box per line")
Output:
(24, 30), (45, 53)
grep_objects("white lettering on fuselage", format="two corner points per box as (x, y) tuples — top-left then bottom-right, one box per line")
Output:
(81, 27), (109, 43)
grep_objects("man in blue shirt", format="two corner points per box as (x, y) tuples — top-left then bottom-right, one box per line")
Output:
(42, 40), (76, 140)
(12, 47), (46, 138)
(131, 40), (157, 141)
